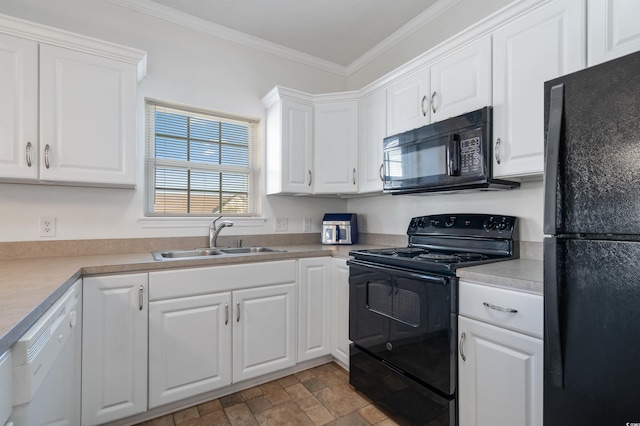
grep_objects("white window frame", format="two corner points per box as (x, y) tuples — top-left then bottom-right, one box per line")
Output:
(145, 99), (258, 217)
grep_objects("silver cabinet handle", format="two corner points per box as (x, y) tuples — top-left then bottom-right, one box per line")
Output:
(420, 95), (428, 116)
(431, 91), (437, 114)
(459, 332), (466, 362)
(308, 170), (312, 187)
(138, 285), (144, 311)
(379, 163), (384, 182)
(483, 301), (518, 313)
(225, 303), (229, 325)
(352, 168), (356, 185)
(495, 138), (501, 164)
(25, 142), (32, 167)
(236, 301), (240, 322)
(44, 144), (51, 169)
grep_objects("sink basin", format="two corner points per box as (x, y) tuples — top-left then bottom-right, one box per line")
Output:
(152, 247), (286, 260)
(219, 247), (287, 254)
(152, 248), (224, 261)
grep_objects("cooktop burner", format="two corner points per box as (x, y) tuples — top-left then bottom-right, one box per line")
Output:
(349, 214), (518, 275)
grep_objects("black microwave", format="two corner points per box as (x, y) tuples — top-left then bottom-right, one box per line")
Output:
(382, 107), (519, 194)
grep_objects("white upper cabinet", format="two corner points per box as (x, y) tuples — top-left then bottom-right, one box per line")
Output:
(263, 87), (314, 195)
(386, 38), (492, 137)
(386, 68), (430, 136)
(358, 89), (386, 193)
(313, 97), (359, 194)
(39, 44), (137, 187)
(492, 0), (586, 179)
(588, 0), (640, 66)
(430, 37), (492, 122)
(0, 15), (146, 188)
(0, 33), (38, 180)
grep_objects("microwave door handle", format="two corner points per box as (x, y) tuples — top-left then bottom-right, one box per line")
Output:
(336, 225), (341, 241)
(446, 134), (461, 176)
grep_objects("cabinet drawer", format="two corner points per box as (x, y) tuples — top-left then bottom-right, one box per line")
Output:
(459, 281), (543, 338)
(149, 260), (297, 300)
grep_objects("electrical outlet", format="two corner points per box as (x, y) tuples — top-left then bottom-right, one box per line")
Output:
(275, 218), (288, 232)
(303, 218), (311, 232)
(39, 217), (56, 237)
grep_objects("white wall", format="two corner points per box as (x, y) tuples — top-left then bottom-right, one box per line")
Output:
(348, 181), (544, 242)
(0, 0), (348, 242)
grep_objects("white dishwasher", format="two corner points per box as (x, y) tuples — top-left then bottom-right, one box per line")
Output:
(9, 280), (82, 426)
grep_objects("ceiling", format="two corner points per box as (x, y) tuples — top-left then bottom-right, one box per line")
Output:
(146, 0), (441, 67)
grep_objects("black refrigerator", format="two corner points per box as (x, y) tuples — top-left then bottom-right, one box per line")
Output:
(544, 50), (640, 425)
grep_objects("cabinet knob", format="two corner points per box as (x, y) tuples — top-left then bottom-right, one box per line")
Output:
(236, 301), (240, 322)
(138, 285), (144, 311)
(379, 163), (384, 182)
(225, 303), (229, 325)
(431, 91), (437, 114)
(495, 138), (502, 165)
(352, 168), (356, 185)
(308, 170), (312, 187)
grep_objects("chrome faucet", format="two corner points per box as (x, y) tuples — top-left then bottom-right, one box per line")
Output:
(210, 216), (234, 248)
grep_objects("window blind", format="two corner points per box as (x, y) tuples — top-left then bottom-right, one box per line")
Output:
(145, 100), (257, 216)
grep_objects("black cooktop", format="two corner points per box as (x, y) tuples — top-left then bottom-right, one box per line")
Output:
(349, 214), (518, 274)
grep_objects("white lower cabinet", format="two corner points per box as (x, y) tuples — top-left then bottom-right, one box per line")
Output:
(148, 292), (232, 409)
(0, 350), (12, 426)
(330, 258), (350, 367)
(458, 281), (543, 426)
(147, 260), (297, 407)
(298, 257), (332, 362)
(82, 273), (149, 425)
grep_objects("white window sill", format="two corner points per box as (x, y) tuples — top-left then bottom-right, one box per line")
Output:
(138, 217), (267, 229)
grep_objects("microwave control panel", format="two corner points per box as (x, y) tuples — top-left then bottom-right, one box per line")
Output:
(460, 137), (482, 174)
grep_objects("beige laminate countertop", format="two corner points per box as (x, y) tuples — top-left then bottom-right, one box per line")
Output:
(0, 244), (370, 354)
(456, 258), (544, 295)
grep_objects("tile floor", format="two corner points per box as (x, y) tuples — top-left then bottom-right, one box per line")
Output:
(135, 362), (400, 426)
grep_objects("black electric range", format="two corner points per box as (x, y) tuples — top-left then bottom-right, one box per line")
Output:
(348, 213), (518, 426)
(349, 213), (519, 275)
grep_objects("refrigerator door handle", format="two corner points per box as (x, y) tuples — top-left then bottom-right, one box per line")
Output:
(545, 238), (564, 388)
(544, 83), (564, 236)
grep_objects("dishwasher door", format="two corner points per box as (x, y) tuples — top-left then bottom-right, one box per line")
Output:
(10, 279), (82, 425)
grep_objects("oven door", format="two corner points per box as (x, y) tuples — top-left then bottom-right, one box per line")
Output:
(348, 259), (456, 396)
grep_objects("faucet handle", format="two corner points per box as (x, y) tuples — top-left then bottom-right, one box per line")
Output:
(212, 216), (223, 230)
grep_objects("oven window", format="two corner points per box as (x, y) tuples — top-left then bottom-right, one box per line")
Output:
(366, 281), (420, 327)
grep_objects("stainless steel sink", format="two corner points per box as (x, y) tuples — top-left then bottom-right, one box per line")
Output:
(219, 247), (286, 254)
(152, 246), (286, 260)
(152, 248), (224, 261)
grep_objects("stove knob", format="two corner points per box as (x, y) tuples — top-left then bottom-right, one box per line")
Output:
(497, 218), (509, 230)
(417, 218), (425, 228)
(483, 220), (495, 231)
(409, 219), (417, 229)
(445, 217), (456, 228)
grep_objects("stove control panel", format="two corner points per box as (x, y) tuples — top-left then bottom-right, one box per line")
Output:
(408, 214), (517, 239)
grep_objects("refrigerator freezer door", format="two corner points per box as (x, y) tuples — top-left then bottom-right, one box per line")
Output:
(544, 51), (640, 236)
(544, 238), (640, 425)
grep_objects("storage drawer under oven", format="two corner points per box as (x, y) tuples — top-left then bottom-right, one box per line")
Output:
(459, 280), (543, 338)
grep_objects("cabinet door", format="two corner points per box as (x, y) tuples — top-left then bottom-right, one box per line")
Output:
(588, 0), (640, 66)
(314, 101), (359, 194)
(148, 292), (232, 408)
(493, 0), (585, 178)
(386, 69), (430, 136)
(233, 283), (297, 382)
(298, 257), (332, 362)
(0, 33), (38, 180)
(266, 99), (314, 194)
(458, 316), (543, 426)
(430, 37), (492, 122)
(331, 258), (350, 367)
(0, 350), (12, 426)
(39, 44), (137, 187)
(358, 90), (386, 193)
(82, 273), (148, 425)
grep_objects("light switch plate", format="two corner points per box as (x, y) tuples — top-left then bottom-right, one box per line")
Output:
(303, 218), (311, 232)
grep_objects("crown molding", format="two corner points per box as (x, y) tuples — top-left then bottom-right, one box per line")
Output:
(105, 0), (348, 77)
(346, 0), (461, 76)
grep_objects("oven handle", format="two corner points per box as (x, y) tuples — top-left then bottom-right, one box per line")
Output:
(347, 259), (448, 285)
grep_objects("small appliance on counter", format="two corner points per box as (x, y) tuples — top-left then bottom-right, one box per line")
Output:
(322, 213), (358, 245)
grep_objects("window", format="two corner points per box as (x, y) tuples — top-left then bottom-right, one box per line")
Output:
(145, 100), (257, 216)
